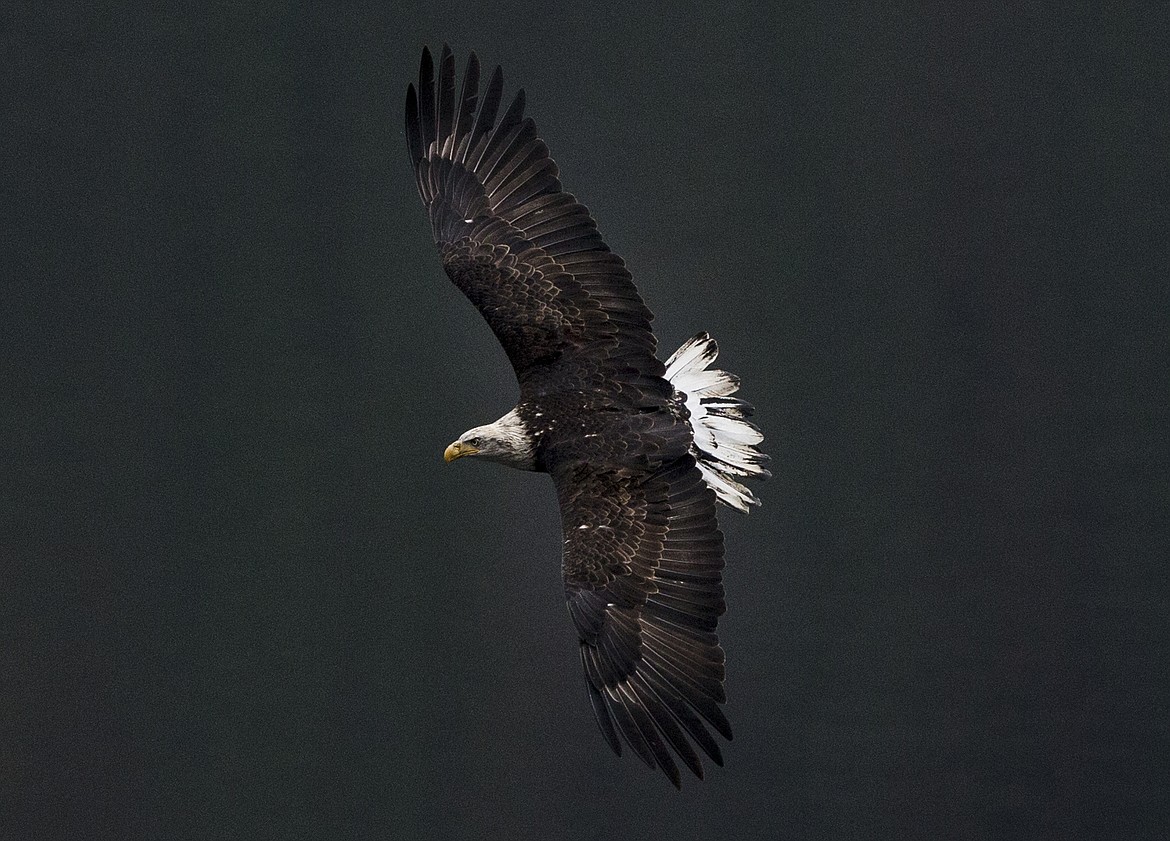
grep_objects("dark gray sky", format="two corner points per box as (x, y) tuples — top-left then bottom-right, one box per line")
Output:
(3, 2), (1167, 839)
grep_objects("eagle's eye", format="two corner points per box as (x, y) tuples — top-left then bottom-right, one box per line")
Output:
(468, 436), (483, 447)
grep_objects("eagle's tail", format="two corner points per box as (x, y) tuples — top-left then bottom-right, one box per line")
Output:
(665, 333), (771, 513)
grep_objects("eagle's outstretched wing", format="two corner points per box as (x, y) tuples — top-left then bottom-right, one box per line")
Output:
(554, 455), (731, 788)
(405, 46), (667, 397)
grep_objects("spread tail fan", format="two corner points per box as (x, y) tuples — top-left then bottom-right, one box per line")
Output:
(666, 333), (771, 512)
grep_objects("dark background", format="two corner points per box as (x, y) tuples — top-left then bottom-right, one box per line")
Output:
(3, 2), (1167, 839)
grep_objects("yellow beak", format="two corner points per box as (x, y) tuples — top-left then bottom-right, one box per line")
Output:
(444, 441), (479, 463)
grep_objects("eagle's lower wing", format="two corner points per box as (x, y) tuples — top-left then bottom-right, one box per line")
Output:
(554, 455), (731, 788)
(406, 46), (666, 392)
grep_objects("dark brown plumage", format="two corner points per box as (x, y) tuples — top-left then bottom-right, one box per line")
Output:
(405, 45), (767, 788)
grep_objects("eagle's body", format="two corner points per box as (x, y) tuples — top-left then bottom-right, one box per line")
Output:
(406, 46), (770, 788)
(522, 395), (689, 474)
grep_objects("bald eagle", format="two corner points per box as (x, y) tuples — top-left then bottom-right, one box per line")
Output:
(405, 45), (770, 788)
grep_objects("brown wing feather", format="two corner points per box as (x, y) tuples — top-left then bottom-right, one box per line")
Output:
(555, 455), (731, 788)
(406, 45), (662, 389)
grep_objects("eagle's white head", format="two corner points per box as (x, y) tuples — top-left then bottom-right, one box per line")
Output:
(443, 407), (537, 471)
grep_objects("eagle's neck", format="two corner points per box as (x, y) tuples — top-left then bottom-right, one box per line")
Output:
(473, 407), (538, 471)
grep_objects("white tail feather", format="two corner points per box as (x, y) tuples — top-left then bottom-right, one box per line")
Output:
(666, 332), (770, 513)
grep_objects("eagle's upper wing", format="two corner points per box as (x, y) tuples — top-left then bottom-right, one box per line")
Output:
(406, 46), (667, 394)
(554, 455), (731, 788)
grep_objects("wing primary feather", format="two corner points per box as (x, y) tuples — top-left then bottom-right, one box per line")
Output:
(582, 647), (622, 756)
(465, 65), (504, 165)
(437, 44), (457, 151)
(629, 674), (704, 782)
(480, 121), (535, 196)
(641, 641), (726, 705)
(405, 84), (422, 164)
(453, 51), (480, 146)
(484, 137), (543, 196)
(418, 47), (436, 153)
(604, 687), (658, 769)
(638, 665), (725, 766)
(472, 88), (526, 174)
(616, 682), (680, 788)
(640, 651), (733, 741)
